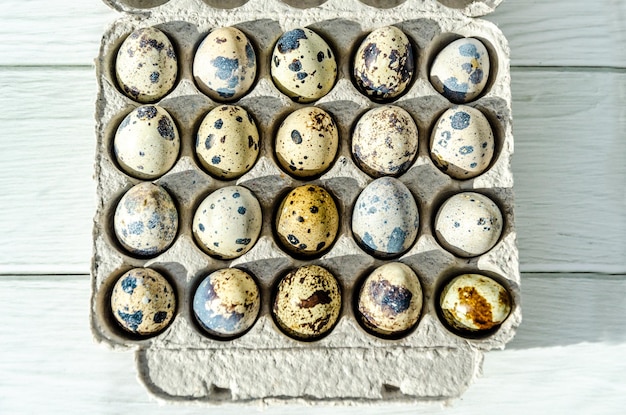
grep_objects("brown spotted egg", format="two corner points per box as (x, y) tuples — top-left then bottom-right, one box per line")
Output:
(192, 186), (262, 259)
(430, 37), (490, 104)
(115, 27), (178, 103)
(275, 185), (339, 257)
(352, 105), (418, 177)
(113, 182), (178, 257)
(271, 28), (337, 103)
(353, 26), (415, 101)
(110, 268), (176, 336)
(193, 268), (260, 338)
(193, 27), (257, 102)
(357, 263), (422, 337)
(273, 265), (341, 341)
(195, 105), (260, 179)
(439, 273), (511, 333)
(430, 105), (495, 179)
(113, 105), (179, 180)
(275, 107), (338, 178)
(435, 192), (503, 257)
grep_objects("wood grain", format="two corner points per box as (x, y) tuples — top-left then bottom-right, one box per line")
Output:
(0, 274), (624, 414)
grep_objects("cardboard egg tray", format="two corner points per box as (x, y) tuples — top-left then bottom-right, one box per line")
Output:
(91, 0), (521, 405)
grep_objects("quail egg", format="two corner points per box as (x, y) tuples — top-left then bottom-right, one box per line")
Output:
(352, 105), (418, 177)
(193, 268), (260, 338)
(113, 182), (178, 257)
(196, 105), (260, 179)
(115, 26), (178, 103)
(110, 267), (176, 336)
(273, 265), (341, 341)
(275, 107), (338, 178)
(193, 27), (257, 102)
(271, 28), (337, 103)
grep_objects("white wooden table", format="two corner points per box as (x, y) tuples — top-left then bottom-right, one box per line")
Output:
(1, 0), (624, 413)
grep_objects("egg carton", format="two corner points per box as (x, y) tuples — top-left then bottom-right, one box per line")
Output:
(91, 0), (520, 405)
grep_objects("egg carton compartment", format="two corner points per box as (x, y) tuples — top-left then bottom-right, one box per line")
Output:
(103, 0), (503, 18)
(92, 0), (519, 404)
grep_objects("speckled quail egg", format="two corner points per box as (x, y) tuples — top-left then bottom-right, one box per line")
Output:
(110, 267), (176, 336)
(430, 105), (495, 179)
(357, 262), (422, 337)
(429, 37), (490, 104)
(193, 268), (260, 338)
(352, 105), (418, 177)
(435, 192), (503, 257)
(273, 265), (341, 341)
(275, 185), (339, 257)
(271, 28), (337, 103)
(352, 177), (419, 258)
(196, 105), (260, 179)
(115, 27), (178, 103)
(114, 182), (178, 257)
(193, 186), (262, 259)
(113, 105), (179, 180)
(439, 273), (511, 333)
(275, 107), (338, 178)
(353, 26), (415, 101)
(193, 27), (257, 102)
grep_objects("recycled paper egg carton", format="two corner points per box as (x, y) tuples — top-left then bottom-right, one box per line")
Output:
(92, 0), (521, 404)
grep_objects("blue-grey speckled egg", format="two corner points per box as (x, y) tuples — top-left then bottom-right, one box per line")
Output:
(115, 27), (178, 103)
(193, 27), (257, 102)
(430, 105), (495, 179)
(357, 262), (422, 337)
(429, 38), (490, 104)
(352, 177), (419, 258)
(195, 105), (260, 179)
(192, 186), (262, 259)
(110, 267), (176, 336)
(352, 105), (418, 177)
(193, 268), (260, 338)
(114, 105), (180, 180)
(434, 192), (503, 257)
(271, 28), (337, 103)
(353, 26), (415, 101)
(114, 182), (179, 257)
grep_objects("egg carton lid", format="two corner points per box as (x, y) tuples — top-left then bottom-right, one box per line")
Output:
(101, 0), (504, 18)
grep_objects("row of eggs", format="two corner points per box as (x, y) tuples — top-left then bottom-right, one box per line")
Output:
(109, 265), (512, 341)
(113, 103), (496, 181)
(113, 181), (504, 260)
(115, 25), (491, 104)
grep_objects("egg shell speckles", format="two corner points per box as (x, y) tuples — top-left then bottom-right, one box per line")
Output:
(430, 105), (495, 179)
(429, 37), (490, 104)
(113, 105), (180, 180)
(435, 192), (503, 257)
(110, 268), (176, 336)
(193, 186), (262, 259)
(357, 263), (423, 338)
(439, 273), (511, 333)
(193, 268), (261, 339)
(272, 265), (341, 341)
(193, 27), (257, 102)
(113, 182), (179, 257)
(271, 28), (337, 103)
(115, 27), (178, 103)
(352, 177), (419, 258)
(353, 26), (415, 102)
(275, 185), (339, 257)
(275, 107), (339, 178)
(195, 105), (260, 179)
(352, 105), (419, 177)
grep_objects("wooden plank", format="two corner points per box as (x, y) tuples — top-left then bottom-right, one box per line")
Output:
(0, 274), (624, 414)
(0, 68), (624, 273)
(0, 0), (623, 68)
